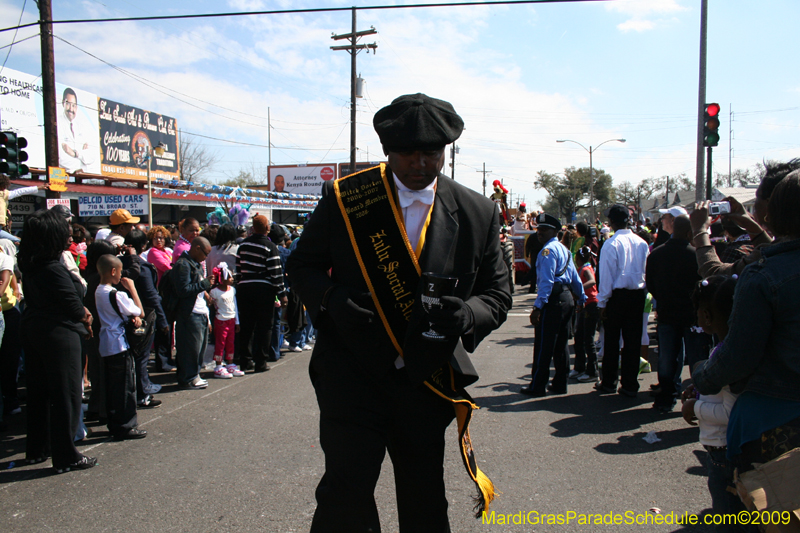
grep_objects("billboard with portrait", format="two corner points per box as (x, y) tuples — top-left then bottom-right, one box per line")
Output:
(0, 67), (101, 174)
(268, 164), (336, 196)
(0, 67), (179, 181)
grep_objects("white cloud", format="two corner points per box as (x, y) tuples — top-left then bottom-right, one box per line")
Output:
(617, 19), (656, 33)
(606, 0), (688, 33)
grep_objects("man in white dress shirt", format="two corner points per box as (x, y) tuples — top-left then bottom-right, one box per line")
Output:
(57, 88), (97, 174)
(595, 204), (650, 397)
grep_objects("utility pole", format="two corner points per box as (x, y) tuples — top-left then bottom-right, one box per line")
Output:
(695, 0), (709, 202)
(268, 107), (272, 166)
(450, 144), (459, 180)
(331, 8), (376, 175)
(478, 163), (492, 196)
(39, 0), (60, 199)
(728, 104), (733, 187)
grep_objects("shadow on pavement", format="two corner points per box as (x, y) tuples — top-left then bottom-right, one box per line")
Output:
(593, 426), (699, 455)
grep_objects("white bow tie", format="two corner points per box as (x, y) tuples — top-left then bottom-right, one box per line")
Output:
(397, 188), (435, 208)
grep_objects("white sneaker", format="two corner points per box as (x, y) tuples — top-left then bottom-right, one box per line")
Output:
(568, 370), (581, 379)
(226, 364), (245, 377)
(577, 373), (599, 383)
(281, 340), (290, 348)
(302, 344), (313, 351)
(290, 346), (303, 352)
(214, 366), (232, 379)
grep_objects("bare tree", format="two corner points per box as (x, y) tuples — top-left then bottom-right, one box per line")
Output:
(179, 131), (220, 183)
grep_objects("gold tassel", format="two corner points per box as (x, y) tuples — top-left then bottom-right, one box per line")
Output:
(472, 467), (496, 518)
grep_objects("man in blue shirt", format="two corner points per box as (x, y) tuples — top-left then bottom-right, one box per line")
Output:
(522, 213), (586, 397)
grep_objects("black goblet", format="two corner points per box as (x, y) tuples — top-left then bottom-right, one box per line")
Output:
(421, 272), (458, 341)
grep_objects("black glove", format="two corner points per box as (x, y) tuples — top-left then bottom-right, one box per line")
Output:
(426, 296), (474, 337)
(326, 286), (375, 331)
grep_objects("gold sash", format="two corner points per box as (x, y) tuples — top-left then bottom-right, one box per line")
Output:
(334, 164), (496, 517)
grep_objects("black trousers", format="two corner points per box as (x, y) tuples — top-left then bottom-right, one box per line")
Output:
(104, 350), (138, 435)
(531, 288), (575, 393)
(573, 302), (599, 375)
(236, 284), (276, 368)
(311, 355), (455, 533)
(22, 322), (83, 468)
(600, 288), (646, 393)
(0, 307), (22, 407)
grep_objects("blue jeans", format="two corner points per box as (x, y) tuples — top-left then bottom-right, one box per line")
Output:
(656, 323), (711, 408)
(270, 308), (282, 361)
(175, 313), (209, 385)
(705, 446), (749, 532)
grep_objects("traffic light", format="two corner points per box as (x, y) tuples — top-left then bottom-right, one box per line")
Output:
(0, 131), (29, 176)
(703, 103), (721, 147)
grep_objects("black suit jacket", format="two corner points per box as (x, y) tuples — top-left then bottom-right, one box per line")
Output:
(286, 171), (511, 387)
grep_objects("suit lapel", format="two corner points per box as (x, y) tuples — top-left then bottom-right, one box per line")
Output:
(419, 174), (459, 275)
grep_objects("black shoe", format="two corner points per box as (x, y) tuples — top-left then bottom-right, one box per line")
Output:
(26, 455), (49, 465)
(54, 455), (97, 474)
(137, 396), (162, 409)
(649, 387), (662, 397)
(243, 360), (255, 371)
(520, 386), (546, 398)
(594, 383), (616, 394)
(113, 428), (147, 441)
(546, 384), (567, 395)
(653, 403), (674, 414)
(254, 363), (271, 373)
(617, 387), (637, 398)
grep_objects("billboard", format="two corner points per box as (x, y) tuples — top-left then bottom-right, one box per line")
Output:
(0, 67), (179, 181)
(98, 98), (179, 180)
(338, 161), (384, 178)
(77, 193), (148, 217)
(268, 164), (336, 196)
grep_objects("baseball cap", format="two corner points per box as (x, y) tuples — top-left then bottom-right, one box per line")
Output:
(109, 208), (140, 225)
(658, 206), (688, 218)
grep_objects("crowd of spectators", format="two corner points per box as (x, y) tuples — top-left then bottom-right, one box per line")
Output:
(0, 207), (312, 472)
(0, 159), (797, 523)
(518, 158), (800, 527)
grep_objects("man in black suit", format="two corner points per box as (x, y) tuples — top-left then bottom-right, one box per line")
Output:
(286, 93), (511, 532)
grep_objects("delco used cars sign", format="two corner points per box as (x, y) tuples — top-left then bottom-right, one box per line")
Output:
(78, 194), (148, 217)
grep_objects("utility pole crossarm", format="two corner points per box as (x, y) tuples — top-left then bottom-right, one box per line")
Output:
(331, 28), (377, 40)
(330, 43), (377, 52)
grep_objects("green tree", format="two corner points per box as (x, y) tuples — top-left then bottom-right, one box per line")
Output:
(535, 166), (613, 222)
(220, 170), (262, 188)
(713, 166), (761, 188)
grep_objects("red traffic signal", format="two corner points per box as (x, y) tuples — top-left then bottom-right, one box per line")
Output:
(703, 103), (721, 147)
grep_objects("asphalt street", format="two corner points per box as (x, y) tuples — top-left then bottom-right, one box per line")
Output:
(0, 291), (717, 533)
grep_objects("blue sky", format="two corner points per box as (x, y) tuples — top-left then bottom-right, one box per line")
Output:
(1, 0), (798, 207)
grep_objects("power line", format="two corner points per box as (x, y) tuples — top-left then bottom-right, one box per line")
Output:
(0, 1), (614, 33)
(0, 0), (27, 75)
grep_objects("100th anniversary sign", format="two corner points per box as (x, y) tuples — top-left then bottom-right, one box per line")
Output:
(98, 98), (180, 181)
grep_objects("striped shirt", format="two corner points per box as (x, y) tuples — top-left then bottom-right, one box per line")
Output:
(236, 234), (286, 293)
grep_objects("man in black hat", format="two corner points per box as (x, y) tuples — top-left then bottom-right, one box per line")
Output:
(595, 204), (649, 397)
(287, 93), (511, 532)
(522, 213), (586, 397)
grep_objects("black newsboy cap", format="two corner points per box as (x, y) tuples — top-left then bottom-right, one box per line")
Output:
(604, 204), (630, 224)
(373, 93), (464, 152)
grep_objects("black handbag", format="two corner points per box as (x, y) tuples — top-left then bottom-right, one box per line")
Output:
(108, 290), (155, 354)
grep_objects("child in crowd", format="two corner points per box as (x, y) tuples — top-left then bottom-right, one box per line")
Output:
(209, 262), (243, 379)
(572, 246), (599, 382)
(95, 254), (151, 441)
(681, 275), (746, 525)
